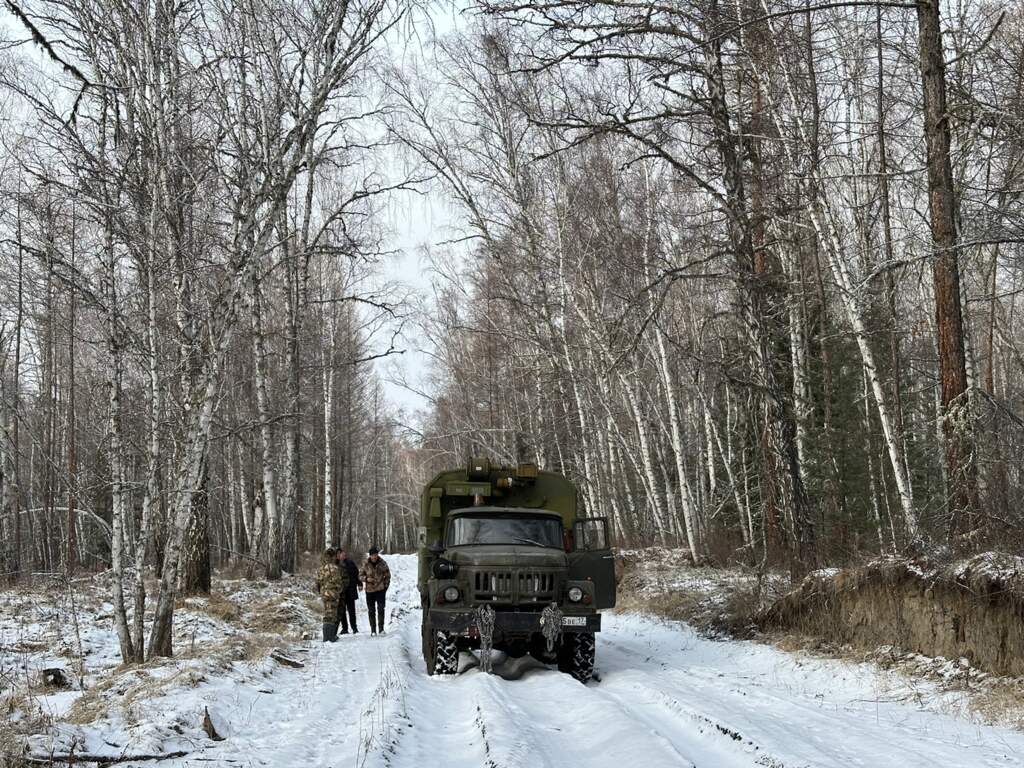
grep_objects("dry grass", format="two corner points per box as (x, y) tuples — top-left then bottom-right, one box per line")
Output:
(971, 679), (1024, 730)
(197, 592), (242, 623)
(1, 691), (53, 767)
(616, 554), (781, 636)
(616, 587), (701, 622)
(246, 597), (316, 636)
(64, 661), (210, 726)
(622, 582), (773, 637)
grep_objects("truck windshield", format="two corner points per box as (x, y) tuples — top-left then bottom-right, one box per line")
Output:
(446, 515), (563, 548)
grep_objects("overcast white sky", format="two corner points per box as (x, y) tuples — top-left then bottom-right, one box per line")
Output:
(377, 190), (460, 419)
(373, 2), (473, 421)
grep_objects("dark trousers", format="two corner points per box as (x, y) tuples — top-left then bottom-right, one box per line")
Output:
(366, 590), (386, 632)
(338, 595), (358, 632)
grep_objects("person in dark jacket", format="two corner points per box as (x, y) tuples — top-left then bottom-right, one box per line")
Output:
(335, 548), (361, 634)
(359, 547), (391, 635)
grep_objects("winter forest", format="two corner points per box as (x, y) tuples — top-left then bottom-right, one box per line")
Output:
(1, 0), (1023, 663)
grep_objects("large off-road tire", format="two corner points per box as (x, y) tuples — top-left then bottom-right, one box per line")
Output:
(422, 619), (436, 675)
(557, 632), (595, 684)
(432, 631), (459, 676)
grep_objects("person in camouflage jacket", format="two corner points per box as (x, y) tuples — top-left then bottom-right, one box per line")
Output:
(359, 547), (391, 635)
(315, 548), (349, 642)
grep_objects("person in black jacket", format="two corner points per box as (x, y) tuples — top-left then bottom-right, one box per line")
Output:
(335, 548), (362, 634)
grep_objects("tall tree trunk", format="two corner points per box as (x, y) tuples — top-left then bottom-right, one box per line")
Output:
(704, 1), (814, 575)
(132, 242), (161, 661)
(42, 214), (56, 573)
(104, 197), (136, 664)
(180, 458), (211, 594)
(323, 322), (335, 550)
(281, 209), (301, 574)
(252, 272), (282, 579)
(877, 6), (909, 480)
(641, 170), (702, 558)
(10, 193), (25, 579)
(65, 205), (77, 576)
(916, 0), (979, 541)
(148, 358), (223, 658)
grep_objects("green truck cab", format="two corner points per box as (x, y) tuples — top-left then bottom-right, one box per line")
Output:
(418, 458), (616, 682)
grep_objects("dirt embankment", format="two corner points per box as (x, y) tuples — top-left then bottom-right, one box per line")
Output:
(759, 553), (1024, 677)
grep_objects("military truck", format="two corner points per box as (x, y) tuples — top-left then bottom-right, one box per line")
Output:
(418, 458), (615, 683)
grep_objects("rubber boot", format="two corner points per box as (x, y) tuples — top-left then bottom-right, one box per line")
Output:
(322, 623), (338, 642)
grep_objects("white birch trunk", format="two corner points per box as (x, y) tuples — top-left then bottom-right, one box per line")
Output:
(555, 210), (598, 517)
(105, 226), (135, 665)
(131, 241), (161, 661)
(619, 374), (669, 544)
(322, 319), (335, 548)
(251, 275), (281, 579)
(239, 442), (253, 552)
(652, 326), (702, 559)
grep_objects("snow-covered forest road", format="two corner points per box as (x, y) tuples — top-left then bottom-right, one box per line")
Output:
(127, 555), (1020, 768)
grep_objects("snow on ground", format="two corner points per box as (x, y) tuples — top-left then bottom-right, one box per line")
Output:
(5, 555), (1024, 767)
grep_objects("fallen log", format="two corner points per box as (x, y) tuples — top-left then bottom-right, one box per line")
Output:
(24, 750), (189, 765)
(270, 650), (304, 669)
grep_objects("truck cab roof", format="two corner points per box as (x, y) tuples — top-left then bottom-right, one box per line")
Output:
(448, 506), (563, 519)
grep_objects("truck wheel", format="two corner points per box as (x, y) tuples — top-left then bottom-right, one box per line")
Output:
(557, 632), (595, 684)
(422, 620), (437, 675)
(432, 631), (459, 676)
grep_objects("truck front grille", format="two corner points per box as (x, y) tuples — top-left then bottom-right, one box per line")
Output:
(474, 570), (514, 600)
(518, 572), (556, 601)
(472, 570), (556, 602)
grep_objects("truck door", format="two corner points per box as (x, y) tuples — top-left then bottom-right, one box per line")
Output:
(568, 518), (617, 609)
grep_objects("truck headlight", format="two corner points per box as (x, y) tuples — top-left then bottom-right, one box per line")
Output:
(568, 586), (584, 603)
(443, 586), (460, 603)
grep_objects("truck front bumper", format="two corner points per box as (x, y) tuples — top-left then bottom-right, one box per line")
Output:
(428, 608), (601, 635)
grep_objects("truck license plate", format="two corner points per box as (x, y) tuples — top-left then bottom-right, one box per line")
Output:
(562, 616), (587, 627)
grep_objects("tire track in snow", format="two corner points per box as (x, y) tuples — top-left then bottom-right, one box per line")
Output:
(592, 632), (787, 766)
(469, 659), (699, 767)
(368, 610), (490, 768)
(596, 614), (1023, 768)
(585, 673), (793, 768)
(468, 676), (559, 768)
